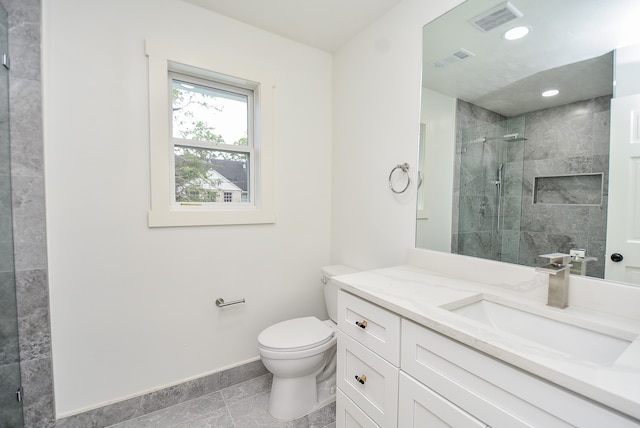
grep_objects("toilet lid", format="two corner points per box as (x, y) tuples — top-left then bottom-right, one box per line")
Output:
(258, 317), (334, 351)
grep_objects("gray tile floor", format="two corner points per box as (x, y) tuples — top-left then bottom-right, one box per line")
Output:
(107, 373), (336, 428)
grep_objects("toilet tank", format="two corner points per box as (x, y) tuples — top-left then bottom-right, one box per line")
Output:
(321, 265), (357, 322)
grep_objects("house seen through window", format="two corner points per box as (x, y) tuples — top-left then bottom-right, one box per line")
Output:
(171, 72), (252, 205)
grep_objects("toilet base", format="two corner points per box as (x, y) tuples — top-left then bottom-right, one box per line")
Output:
(317, 374), (337, 407)
(267, 372), (336, 421)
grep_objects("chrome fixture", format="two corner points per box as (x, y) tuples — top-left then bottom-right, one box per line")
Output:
(569, 249), (597, 276)
(535, 253), (572, 309)
(215, 297), (245, 307)
(389, 163), (411, 194)
(492, 163), (505, 231)
(471, 133), (528, 144)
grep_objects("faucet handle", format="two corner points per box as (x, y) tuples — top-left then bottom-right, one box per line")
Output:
(537, 253), (572, 275)
(539, 252), (571, 261)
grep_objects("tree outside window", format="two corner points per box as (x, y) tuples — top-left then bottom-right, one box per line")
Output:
(171, 75), (251, 204)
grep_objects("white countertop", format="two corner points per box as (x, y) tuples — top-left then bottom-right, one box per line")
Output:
(333, 262), (640, 421)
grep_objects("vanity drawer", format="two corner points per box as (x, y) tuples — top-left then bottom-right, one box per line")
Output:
(336, 389), (380, 428)
(401, 319), (639, 428)
(337, 290), (401, 365)
(398, 372), (487, 428)
(337, 331), (398, 428)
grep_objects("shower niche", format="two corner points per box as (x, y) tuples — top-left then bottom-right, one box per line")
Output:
(533, 174), (604, 205)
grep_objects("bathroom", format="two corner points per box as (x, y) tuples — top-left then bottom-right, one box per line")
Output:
(2, 0), (640, 426)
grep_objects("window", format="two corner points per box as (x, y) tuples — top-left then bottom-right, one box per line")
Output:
(146, 39), (275, 227)
(171, 72), (252, 206)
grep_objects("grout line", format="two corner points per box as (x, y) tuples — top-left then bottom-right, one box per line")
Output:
(220, 389), (237, 428)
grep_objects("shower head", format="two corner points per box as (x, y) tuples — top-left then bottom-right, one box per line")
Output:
(503, 133), (527, 141)
(483, 133), (528, 142)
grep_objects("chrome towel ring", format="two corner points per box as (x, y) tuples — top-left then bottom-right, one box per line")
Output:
(389, 163), (411, 194)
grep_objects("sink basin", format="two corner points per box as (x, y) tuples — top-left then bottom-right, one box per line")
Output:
(450, 299), (632, 366)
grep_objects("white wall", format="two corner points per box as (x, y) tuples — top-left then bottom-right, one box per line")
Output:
(331, 0), (464, 270)
(615, 44), (640, 97)
(43, 0), (333, 416)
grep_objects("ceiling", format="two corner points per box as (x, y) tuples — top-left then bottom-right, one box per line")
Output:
(179, 0), (640, 115)
(181, 0), (404, 52)
(422, 0), (640, 116)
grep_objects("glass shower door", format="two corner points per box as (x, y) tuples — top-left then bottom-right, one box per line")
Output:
(0, 3), (25, 426)
(456, 117), (525, 264)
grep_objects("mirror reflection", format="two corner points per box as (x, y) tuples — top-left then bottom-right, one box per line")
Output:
(417, 0), (640, 284)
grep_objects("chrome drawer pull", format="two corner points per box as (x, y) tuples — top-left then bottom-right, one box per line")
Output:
(355, 320), (368, 329)
(355, 374), (367, 384)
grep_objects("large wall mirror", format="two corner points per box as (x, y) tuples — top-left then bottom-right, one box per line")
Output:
(417, 0), (640, 286)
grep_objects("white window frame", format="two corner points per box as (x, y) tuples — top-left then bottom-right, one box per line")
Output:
(146, 39), (275, 227)
(170, 71), (254, 207)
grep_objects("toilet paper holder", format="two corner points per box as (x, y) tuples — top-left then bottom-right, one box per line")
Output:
(215, 297), (246, 307)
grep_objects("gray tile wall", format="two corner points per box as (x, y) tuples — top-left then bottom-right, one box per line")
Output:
(455, 115), (526, 263)
(454, 96), (610, 278)
(452, 100), (506, 253)
(0, 0), (56, 426)
(0, 4), (23, 423)
(518, 96), (610, 278)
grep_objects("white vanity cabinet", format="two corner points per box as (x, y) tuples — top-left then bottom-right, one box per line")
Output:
(336, 290), (400, 428)
(402, 319), (640, 427)
(336, 290), (640, 428)
(402, 319), (561, 427)
(398, 372), (486, 427)
(336, 389), (379, 428)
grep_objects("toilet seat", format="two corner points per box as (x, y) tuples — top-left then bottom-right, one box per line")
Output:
(258, 317), (334, 352)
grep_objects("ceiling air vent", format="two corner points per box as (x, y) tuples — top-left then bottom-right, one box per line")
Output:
(469, 1), (523, 32)
(434, 48), (475, 68)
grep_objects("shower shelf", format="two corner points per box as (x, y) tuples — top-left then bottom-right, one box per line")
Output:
(533, 173), (604, 206)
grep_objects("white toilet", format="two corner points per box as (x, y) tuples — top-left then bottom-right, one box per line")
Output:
(257, 265), (356, 420)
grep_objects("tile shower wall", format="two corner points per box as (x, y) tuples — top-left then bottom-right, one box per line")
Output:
(456, 116), (525, 264)
(0, 4), (23, 425)
(452, 100), (506, 255)
(518, 96), (610, 278)
(453, 96), (610, 278)
(0, 0), (55, 426)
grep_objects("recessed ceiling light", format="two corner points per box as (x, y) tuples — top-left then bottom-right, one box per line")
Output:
(504, 26), (529, 40)
(542, 89), (559, 97)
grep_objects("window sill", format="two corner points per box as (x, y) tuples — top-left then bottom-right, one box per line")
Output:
(148, 206), (275, 227)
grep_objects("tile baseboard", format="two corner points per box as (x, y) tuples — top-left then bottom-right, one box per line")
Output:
(57, 358), (268, 428)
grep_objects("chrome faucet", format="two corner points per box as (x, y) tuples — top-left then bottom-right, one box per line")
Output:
(535, 253), (572, 309)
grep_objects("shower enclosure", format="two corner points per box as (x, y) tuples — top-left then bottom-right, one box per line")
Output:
(456, 117), (526, 264)
(0, 3), (24, 426)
